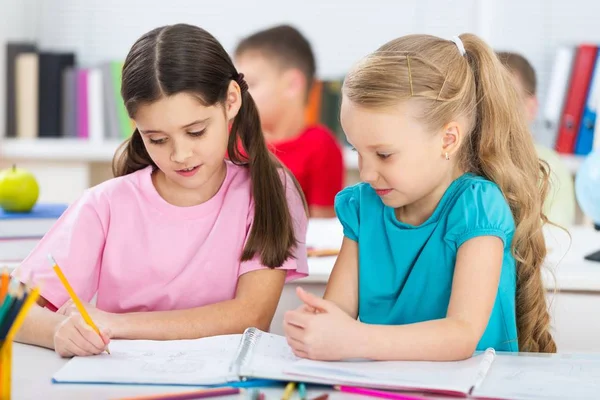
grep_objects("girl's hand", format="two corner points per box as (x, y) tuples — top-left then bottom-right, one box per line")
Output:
(283, 287), (361, 361)
(53, 313), (111, 357)
(57, 299), (115, 335)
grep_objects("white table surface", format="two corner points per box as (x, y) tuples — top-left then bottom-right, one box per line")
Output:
(11, 342), (460, 400)
(11, 342), (600, 400)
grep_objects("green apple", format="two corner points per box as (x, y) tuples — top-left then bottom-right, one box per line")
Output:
(0, 165), (39, 213)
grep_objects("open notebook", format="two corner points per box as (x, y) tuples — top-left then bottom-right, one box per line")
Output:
(53, 328), (600, 399)
(53, 328), (492, 396)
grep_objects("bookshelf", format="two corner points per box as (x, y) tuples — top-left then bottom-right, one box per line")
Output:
(0, 138), (123, 162)
(0, 138), (586, 174)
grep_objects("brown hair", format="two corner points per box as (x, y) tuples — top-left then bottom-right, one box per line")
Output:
(496, 51), (537, 96)
(112, 23), (306, 268)
(343, 34), (555, 353)
(235, 24), (316, 98)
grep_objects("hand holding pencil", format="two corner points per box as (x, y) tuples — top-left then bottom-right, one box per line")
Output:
(47, 254), (111, 357)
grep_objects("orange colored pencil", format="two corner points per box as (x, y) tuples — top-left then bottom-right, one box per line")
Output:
(0, 268), (9, 302)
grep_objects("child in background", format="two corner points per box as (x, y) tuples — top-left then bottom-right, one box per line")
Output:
(496, 51), (576, 227)
(284, 34), (557, 361)
(235, 25), (344, 218)
(13, 23), (308, 358)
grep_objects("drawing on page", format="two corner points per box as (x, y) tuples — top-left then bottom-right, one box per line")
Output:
(503, 361), (592, 381)
(107, 349), (230, 374)
(253, 333), (298, 362)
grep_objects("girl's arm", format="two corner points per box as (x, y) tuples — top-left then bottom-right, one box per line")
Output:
(322, 237), (359, 318)
(285, 235), (504, 361)
(15, 298), (65, 349)
(104, 268), (287, 340)
(348, 235), (504, 361)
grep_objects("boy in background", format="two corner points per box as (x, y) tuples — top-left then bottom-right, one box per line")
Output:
(235, 25), (344, 218)
(497, 51), (576, 227)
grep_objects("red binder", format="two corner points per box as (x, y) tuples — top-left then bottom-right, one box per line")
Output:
(555, 44), (598, 154)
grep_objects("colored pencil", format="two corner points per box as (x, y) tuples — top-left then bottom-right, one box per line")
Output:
(0, 268), (9, 302)
(335, 386), (427, 400)
(282, 382), (296, 400)
(116, 387), (241, 400)
(298, 383), (307, 400)
(5, 286), (40, 343)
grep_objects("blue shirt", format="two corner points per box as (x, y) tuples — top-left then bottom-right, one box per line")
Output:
(335, 173), (518, 352)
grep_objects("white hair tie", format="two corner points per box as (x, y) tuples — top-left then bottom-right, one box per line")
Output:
(451, 36), (466, 56)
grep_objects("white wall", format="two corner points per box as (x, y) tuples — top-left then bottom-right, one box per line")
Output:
(34, 0), (480, 77)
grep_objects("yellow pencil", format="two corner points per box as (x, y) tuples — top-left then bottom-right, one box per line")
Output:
(281, 382), (296, 400)
(47, 254), (110, 355)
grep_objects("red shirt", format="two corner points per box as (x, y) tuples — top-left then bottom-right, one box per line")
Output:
(268, 125), (344, 207)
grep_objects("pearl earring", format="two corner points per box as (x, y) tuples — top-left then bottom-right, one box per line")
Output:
(445, 152), (450, 161)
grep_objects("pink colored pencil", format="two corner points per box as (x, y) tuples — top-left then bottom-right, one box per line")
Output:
(335, 386), (427, 400)
(116, 387), (240, 400)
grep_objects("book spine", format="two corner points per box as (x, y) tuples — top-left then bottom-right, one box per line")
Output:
(228, 327), (260, 379)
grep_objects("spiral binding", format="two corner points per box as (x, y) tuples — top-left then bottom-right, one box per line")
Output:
(229, 327), (261, 379)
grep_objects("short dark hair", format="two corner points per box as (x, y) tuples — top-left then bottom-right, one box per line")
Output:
(496, 51), (537, 96)
(235, 24), (316, 91)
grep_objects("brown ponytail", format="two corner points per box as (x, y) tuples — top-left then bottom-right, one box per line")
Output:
(229, 90), (306, 267)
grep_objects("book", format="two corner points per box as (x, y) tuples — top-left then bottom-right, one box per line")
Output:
(575, 51), (600, 155)
(555, 45), (598, 154)
(543, 46), (575, 146)
(38, 52), (76, 138)
(52, 328), (600, 399)
(5, 43), (37, 138)
(52, 328), (492, 396)
(0, 203), (67, 239)
(15, 53), (39, 139)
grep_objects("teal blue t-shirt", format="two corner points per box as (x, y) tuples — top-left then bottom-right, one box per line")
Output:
(335, 173), (518, 352)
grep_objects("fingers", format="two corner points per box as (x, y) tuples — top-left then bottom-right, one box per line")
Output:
(73, 316), (108, 352)
(284, 309), (312, 329)
(284, 319), (305, 343)
(300, 304), (317, 314)
(54, 314), (108, 358)
(296, 287), (329, 312)
(292, 348), (309, 358)
(284, 324), (308, 358)
(57, 299), (77, 316)
(98, 326), (112, 345)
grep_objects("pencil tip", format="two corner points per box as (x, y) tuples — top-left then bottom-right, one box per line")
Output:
(47, 254), (56, 266)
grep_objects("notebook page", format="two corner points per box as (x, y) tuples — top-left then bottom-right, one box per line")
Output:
(283, 349), (496, 396)
(239, 330), (306, 382)
(472, 353), (600, 400)
(53, 334), (243, 386)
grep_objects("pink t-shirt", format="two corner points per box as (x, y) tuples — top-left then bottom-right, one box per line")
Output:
(14, 161), (308, 313)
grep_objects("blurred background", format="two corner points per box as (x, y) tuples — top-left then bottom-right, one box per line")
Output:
(0, 0), (599, 213)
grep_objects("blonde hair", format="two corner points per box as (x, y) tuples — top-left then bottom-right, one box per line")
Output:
(343, 33), (556, 353)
